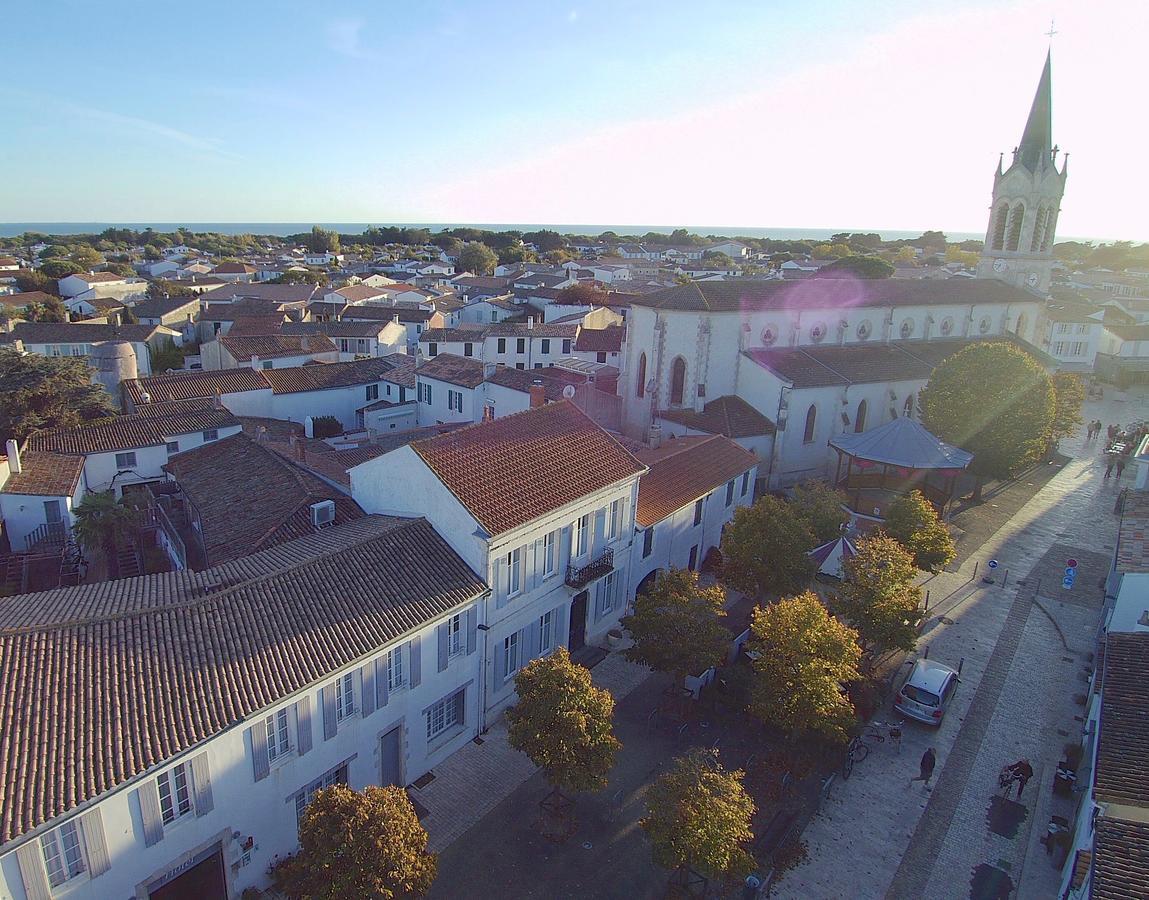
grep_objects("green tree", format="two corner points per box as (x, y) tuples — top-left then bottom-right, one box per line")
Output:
(811, 242), (852, 260)
(1051, 372), (1085, 443)
(556, 282), (609, 306)
(70, 246), (104, 269)
(746, 592), (861, 744)
(304, 225), (341, 254)
(622, 569), (730, 685)
(641, 749), (756, 890)
(26, 296), (70, 323)
(39, 259), (84, 279)
(892, 246), (917, 265)
(789, 479), (849, 543)
(919, 342), (1055, 491)
(73, 491), (137, 560)
(523, 229), (565, 252)
(458, 241), (498, 275)
(883, 490), (955, 572)
(834, 534), (923, 664)
(146, 279), (196, 300)
(0, 349), (116, 443)
(271, 268), (329, 286)
(105, 262), (136, 277)
(701, 251), (734, 268)
(13, 270), (57, 295)
(944, 245), (980, 267)
(721, 495), (816, 598)
(819, 255), (895, 278)
(430, 233), (462, 255)
(270, 784), (437, 899)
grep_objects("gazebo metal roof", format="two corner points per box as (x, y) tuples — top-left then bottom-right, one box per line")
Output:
(829, 417), (973, 471)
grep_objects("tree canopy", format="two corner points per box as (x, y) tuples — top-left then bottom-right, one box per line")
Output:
(883, 490), (956, 572)
(304, 225), (341, 254)
(1051, 372), (1085, 443)
(39, 259), (84, 279)
(747, 592), (861, 743)
(819, 255), (895, 278)
(271, 784), (437, 899)
(458, 241), (498, 276)
(506, 647), (621, 796)
(721, 495), (816, 598)
(73, 491), (137, 558)
(835, 534), (923, 663)
(641, 749), (756, 883)
(789, 480), (849, 543)
(622, 569), (730, 683)
(556, 282), (609, 306)
(919, 342), (1055, 481)
(26, 296), (69, 323)
(0, 348), (117, 443)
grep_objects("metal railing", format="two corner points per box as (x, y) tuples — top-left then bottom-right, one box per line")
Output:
(24, 521), (70, 552)
(566, 548), (613, 589)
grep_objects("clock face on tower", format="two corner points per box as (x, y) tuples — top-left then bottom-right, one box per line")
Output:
(992, 258), (1007, 273)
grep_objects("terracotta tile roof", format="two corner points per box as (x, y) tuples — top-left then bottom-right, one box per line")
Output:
(164, 433), (365, 566)
(338, 305), (408, 322)
(76, 272), (125, 284)
(0, 451), (84, 497)
(261, 355), (412, 394)
(1115, 491), (1149, 574)
(199, 283), (318, 304)
(659, 395), (776, 438)
(1092, 816), (1149, 899)
(335, 284), (389, 302)
(219, 332), (337, 361)
(630, 277), (1038, 313)
(27, 408), (239, 455)
(486, 321), (577, 338)
(1095, 631), (1149, 805)
(0, 322), (166, 346)
(573, 325), (624, 353)
(420, 327), (486, 343)
(210, 262), (257, 274)
(283, 321), (389, 339)
(131, 295), (201, 319)
(0, 290), (54, 310)
(124, 368), (270, 405)
(223, 315), (292, 337)
(417, 353), (486, 388)
(634, 435), (758, 527)
(129, 397), (218, 417)
(0, 515), (485, 845)
(411, 401), (645, 536)
(483, 366), (571, 401)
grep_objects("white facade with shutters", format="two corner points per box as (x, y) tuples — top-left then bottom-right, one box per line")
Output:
(350, 448), (642, 723)
(0, 601), (482, 900)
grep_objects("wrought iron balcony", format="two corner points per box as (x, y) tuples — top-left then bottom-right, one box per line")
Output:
(566, 548), (613, 590)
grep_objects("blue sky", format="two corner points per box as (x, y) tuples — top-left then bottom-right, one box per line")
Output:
(2, 0), (1146, 239)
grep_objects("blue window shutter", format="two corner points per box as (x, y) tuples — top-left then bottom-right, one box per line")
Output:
(494, 636), (506, 685)
(361, 662), (376, 717)
(296, 696), (313, 755)
(376, 658), (390, 708)
(138, 782), (165, 846)
(322, 683), (337, 740)
(437, 623), (449, 672)
(251, 722), (270, 781)
(409, 636), (422, 687)
(466, 607), (478, 654)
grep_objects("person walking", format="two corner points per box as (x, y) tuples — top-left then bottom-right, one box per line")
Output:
(1105, 454), (1116, 479)
(910, 747), (937, 788)
(1108, 423), (1118, 442)
(1117, 456), (1128, 479)
(1007, 759), (1034, 799)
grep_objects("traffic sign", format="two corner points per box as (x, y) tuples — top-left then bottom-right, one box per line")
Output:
(1062, 576), (1075, 589)
(1066, 558), (1078, 569)
(988, 559), (999, 570)
(1065, 567), (1078, 576)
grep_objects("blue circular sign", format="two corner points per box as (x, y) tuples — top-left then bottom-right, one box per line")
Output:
(1062, 576), (1075, 589)
(988, 560), (999, 569)
(1065, 567), (1077, 576)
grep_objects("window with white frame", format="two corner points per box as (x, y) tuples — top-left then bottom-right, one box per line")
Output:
(115, 451), (137, 468)
(539, 610), (555, 655)
(166, 441), (180, 454)
(575, 514), (589, 558)
(594, 571), (618, 620)
(294, 761), (349, 822)
(448, 613), (464, 656)
(265, 708), (292, 762)
(40, 820), (86, 887)
(387, 646), (405, 691)
(1070, 341), (1086, 356)
(203, 429), (219, 441)
(506, 547), (522, 596)
(426, 689), (464, 740)
(334, 671), (355, 721)
(541, 531), (556, 578)
(157, 762), (193, 824)
(607, 499), (621, 540)
(725, 479), (735, 506)
(503, 632), (521, 680)
(366, 383), (379, 402)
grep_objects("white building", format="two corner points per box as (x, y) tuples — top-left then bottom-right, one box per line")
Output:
(0, 516), (488, 900)
(0, 322), (183, 380)
(349, 402), (646, 719)
(481, 321), (576, 370)
(1037, 303), (1104, 371)
(0, 443), (86, 552)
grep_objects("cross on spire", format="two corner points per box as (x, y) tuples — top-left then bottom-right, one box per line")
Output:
(1045, 19), (1058, 44)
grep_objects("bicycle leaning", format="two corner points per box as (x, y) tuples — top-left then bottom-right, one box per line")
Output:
(841, 719), (906, 779)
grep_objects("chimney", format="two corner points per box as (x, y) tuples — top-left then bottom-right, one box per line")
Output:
(530, 379), (545, 408)
(213, 392), (224, 410)
(250, 354), (261, 370)
(483, 361), (497, 378)
(648, 424), (662, 450)
(496, 362), (506, 371)
(527, 316), (535, 330)
(5, 439), (21, 474)
(300, 335), (310, 352)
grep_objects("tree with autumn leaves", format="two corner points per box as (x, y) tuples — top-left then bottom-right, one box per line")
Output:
(271, 784), (437, 899)
(834, 534), (923, 668)
(883, 490), (956, 572)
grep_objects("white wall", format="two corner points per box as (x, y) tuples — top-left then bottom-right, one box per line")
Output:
(416, 377), (477, 427)
(0, 481), (83, 552)
(80, 425), (244, 494)
(0, 602), (483, 900)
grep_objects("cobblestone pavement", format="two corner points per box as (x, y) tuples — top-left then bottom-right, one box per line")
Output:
(774, 389), (1144, 900)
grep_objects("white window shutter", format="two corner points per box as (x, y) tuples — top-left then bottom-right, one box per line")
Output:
(79, 808), (111, 878)
(251, 722), (270, 781)
(15, 841), (52, 900)
(466, 606), (478, 655)
(437, 623), (449, 672)
(361, 662), (376, 717)
(296, 696), (313, 755)
(409, 636), (422, 687)
(137, 782), (165, 846)
(190, 752), (213, 816)
(322, 682), (338, 740)
(376, 658), (390, 708)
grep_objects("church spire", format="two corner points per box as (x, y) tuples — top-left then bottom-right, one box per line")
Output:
(1015, 51), (1053, 173)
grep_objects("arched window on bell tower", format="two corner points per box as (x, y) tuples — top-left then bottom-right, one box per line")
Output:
(1005, 202), (1025, 251)
(991, 202), (1010, 250)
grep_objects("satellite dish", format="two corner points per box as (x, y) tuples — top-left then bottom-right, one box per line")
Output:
(562, 385), (576, 399)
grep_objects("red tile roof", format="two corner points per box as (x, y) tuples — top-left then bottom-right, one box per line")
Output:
(1092, 816), (1149, 899)
(219, 332), (337, 361)
(27, 408), (239, 455)
(124, 368), (270, 405)
(261, 355), (412, 394)
(1095, 631), (1149, 805)
(0, 452), (84, 497)
(634, 435), (758, 527)
(659, 395), (777, 438)
(0, 516), (485, 844)
(411, 401), (645, 535)
(573, 325), (624, 353)
(417, 353), (485, 388)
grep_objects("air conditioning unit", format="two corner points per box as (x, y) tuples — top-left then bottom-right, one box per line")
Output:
(310, 500), (336, 528)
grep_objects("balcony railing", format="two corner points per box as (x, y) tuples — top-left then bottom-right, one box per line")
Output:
(566, 548), (613, 590)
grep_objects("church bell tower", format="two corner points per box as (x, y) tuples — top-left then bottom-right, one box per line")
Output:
(976, 51), (1067, 295)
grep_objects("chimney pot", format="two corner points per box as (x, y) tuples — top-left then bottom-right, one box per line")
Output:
(250, 354), (261, 370)
(529, 380), (546, 408)
(5, 439), (21, 474)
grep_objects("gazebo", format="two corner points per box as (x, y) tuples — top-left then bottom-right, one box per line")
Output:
(828, 417), (973, 521)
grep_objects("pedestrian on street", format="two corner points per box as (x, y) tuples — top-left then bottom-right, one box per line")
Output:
(1105, 454), (1115, 479)
(1007, 759), (1034, 798)
(910, 747), (937, 788)
(1108, 424), (1118, 442)
(1117, 457), (1127, 479)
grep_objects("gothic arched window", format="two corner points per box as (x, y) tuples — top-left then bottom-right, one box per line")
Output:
(803, 404), (817, 444)
(855, 399), (867, 433)
(1030, 205), (1048, 251)
(1042, 210), (1058, 251)
(991, 202), (1010, 250)
(669, 356), (686, 406)
(1005, 202), (1025, 251)
(636, 352), (647, 398)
